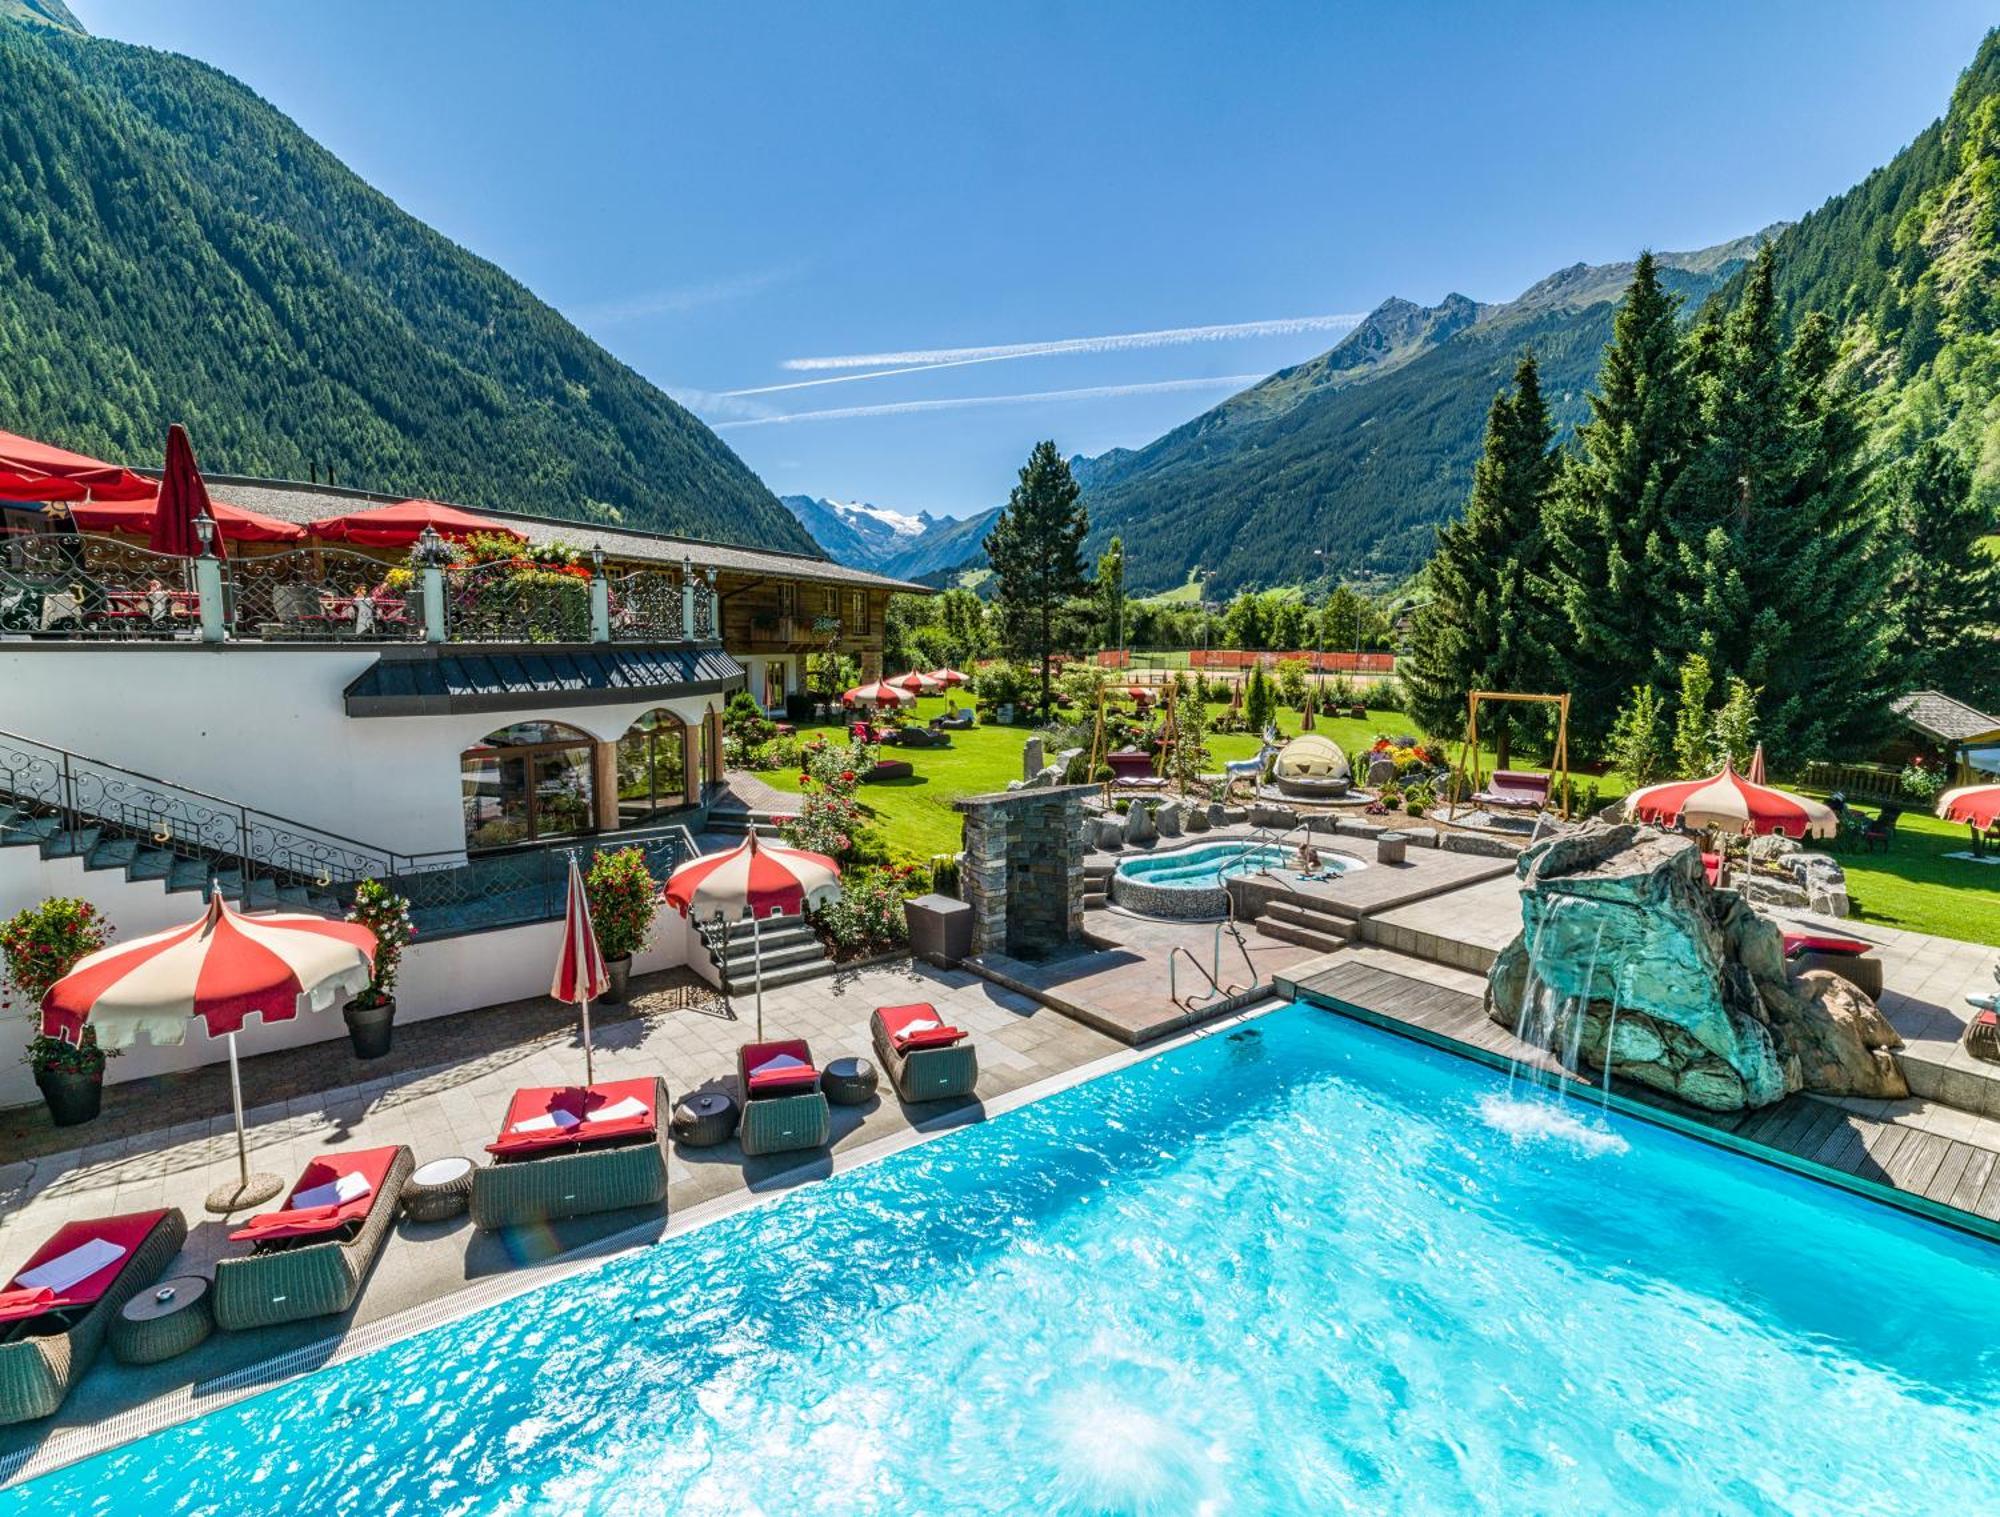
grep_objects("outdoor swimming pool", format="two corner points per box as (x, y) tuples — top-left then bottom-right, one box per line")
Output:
(1111, 840), (1357, 917)
(9, 1004), (1998, 1514)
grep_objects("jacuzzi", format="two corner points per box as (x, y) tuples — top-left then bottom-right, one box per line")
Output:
(1111, 840), (1361, 919)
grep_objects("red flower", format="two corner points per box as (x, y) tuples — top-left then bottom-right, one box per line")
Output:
(840, 770), (856, 784)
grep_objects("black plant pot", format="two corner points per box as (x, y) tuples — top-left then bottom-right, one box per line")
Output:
(344, 995), (397, 1060)
(35, 1065), (103, 1127)
(602, 957), (633, 1005)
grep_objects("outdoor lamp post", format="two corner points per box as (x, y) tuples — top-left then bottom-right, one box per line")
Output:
(192, 510), (215, 557)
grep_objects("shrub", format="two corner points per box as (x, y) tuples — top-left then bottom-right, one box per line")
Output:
(929, 854), (962, 898)
(3, 897), (115, 1077)
(812, 864), (919, 955)
(1275, 658), (1309, 710)
(780, 740), (877, 862)
(585, 847), (658, 961)
(345, 880), (415, 1009)
(975, 662), (1022, 709)
(1244, 666), (1276, 734)
(725, 690), (776, 748)
(1606, 686), (1668, 791)
(1201, 676), (1233, 704)
(1900, 757), (1946, 804)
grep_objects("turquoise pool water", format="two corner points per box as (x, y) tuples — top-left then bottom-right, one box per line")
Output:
(1114, 841), (1344, 889)
(10, 1005), (1999, 1514)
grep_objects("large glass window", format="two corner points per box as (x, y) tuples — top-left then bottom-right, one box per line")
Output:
(614, 710), (688, 825)
(461, 720), (596, 850)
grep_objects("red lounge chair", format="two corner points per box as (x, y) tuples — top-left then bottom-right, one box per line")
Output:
(213, 1144), (414, 1330)
(871, 1003), (979, 1103)
(737, 1040), (831, 1157)
(0, 1207), (186, 1425)
(472, 1078), (669, 1230)
(1471, 771), (1551, 811)
(1783, 932), (1883, 999)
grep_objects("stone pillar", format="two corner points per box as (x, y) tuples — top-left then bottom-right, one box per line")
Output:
(959, 806), (1010, 957)
(1022, 736), (1044, 781)
(860, 647), (882, 682)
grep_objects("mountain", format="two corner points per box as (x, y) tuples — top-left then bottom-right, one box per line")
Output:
(880, 505), (1002, 583)
(0, 17), (815, 553)
(781, 495), (939, 570)
(1067, 232), (1776, 594)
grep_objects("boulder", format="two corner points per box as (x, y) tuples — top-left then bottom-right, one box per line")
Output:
(1184, 805), (1211, 833)
(1249, 803), (1298, 831)
(1366, 756), (1399, 788)
(1155, 801), (1183, 838)
(1485, 821), (1905, 1112)
(1124, 802), (1158, 846)
(1093, 816), (1126, 851)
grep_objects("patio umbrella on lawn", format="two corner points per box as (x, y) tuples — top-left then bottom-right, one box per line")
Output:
(1937, 783), (2000, 831)
(152, 424), (219, 560)
(552, 853), (611, 1086)
(1624, 759), (1838, 839)
(926, 668), (969, 687)
(843, 680), (915, 708)
(889, 670), (943, 694)
(663, 834), (841, 1041)
(41, 895), (376, 1213)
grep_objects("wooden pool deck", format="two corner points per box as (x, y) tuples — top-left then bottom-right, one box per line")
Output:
(1281, 952), (2000, 1240)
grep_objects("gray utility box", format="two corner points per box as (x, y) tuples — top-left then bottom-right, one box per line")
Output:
(905, 893), (974, 967)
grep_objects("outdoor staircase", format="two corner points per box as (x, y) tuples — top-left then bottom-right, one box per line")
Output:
(1251, 891), (1357, 955)
(1082, 860), (1114, 911)
(707, 806), (787, 839)
(696, 914), (834, 992)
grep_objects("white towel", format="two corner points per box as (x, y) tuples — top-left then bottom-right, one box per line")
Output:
(15, 1237), (126, 1294)
(582, 1095), (649, 1126)
(750, 1052), (807, 1075)
(289, 1171), (373, 1211)
(894, 1017), (941, 1036)
(512, 1107), (583, 1134)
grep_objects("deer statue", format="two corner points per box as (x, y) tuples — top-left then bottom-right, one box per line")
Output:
(1223, 726), (1283, 796)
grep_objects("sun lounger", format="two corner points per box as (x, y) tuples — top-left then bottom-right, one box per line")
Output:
(1783, 933), (1883, 999)
(0, 1207), (187, 1425)
(211, 1145), (413, 1331)
(736, 1040), (831, 1157)
(1471, 770), (1551, 811)
(871, 1003), (979, 1103)
(472, 1078), (669, 1230)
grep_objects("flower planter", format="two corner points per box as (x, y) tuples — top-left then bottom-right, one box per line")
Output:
(603, 956), (633, 1005)
(35, 1065), (103, 1127)
(344, 996), (397, 1060)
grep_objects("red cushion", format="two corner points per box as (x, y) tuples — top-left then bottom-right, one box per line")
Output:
(485, 1078), (659, 1156)
(5, 1208), (170, 1310)
(227, 1144), (403, 1243)
(1784, 933), (1871, 958)
(739, 1039), (818, 1098)
(0, 1287), (59, 1324)
(897, 1025), (964, 1052)
(746, 1065), (819, 1093)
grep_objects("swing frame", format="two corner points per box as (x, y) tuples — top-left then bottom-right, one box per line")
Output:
(1446, 690), (1573, 822)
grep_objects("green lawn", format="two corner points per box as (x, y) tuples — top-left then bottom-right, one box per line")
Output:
(1799, 799), (2000, 947)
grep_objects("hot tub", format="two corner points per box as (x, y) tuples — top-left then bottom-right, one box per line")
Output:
(1111, 840), (1361, 919)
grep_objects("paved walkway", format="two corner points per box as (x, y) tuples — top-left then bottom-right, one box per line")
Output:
(0, 957), (1121, 1465)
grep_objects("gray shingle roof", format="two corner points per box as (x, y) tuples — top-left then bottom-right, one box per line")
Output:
(171, 473), (930, 594)
(345, 645), (744, 717)
(1889, 689), (2000, 743)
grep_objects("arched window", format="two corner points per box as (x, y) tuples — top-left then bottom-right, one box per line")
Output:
(460, 720), (596, 850)
(614, 709), (689, 825)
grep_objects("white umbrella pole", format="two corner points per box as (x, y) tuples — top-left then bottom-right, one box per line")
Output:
(227, 1029), (249, 1188)
(204, 1028), (284, 1214)
(752, 912), (765, 1042)
(581, 995), (595, 1086)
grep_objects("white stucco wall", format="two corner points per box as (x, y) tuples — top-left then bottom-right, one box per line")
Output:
(0, 645), (726, 860)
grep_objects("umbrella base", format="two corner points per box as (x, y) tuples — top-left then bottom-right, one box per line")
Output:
(205, 1173), (285, 1214)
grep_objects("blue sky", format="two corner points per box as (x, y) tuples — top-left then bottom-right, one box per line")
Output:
(67, 1), (2000, 518)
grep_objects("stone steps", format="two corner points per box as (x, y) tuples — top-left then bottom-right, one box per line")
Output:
(1254, 896), (1356, 955)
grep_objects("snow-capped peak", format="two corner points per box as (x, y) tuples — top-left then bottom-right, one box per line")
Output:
(826, 499), (931, 539)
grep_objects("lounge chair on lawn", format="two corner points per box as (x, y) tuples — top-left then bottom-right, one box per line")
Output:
(1471, 770), (1550, 812)
(472, 1078), (669, 1230)
(213, 1145), (413, 1331)
(737, 1040), (831, 1157)
(0, 1207), (187, 1425)
(1783, 932), (1884, 999)
(872, 1003), (979, 1103)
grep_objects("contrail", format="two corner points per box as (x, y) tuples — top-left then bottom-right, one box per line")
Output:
(722, 313), (1365, 397)
(711, 374), (1267, 428)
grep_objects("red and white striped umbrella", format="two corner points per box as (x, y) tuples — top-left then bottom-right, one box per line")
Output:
(889, 670), (943, 693)
(41, 895), (376, 1212)
(926, 668), (969, 686)
(552, 855), (610, 1084)
(1625, 761), (1837, 839)
(664, 834), (841, 1038)
(1938, 783), (2000, 830)
(843, 680), (914, 707)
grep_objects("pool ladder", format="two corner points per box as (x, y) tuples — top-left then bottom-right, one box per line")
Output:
(1166, 817), (1334, 1011)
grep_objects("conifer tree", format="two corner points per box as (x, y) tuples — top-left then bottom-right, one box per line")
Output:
(1402, 352), (1557, 765)
(1539, 253), (1697, 746)
(985, 440), (1088, 716)
(1885, 439), (2000, 705)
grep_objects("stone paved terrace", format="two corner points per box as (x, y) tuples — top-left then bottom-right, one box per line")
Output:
(0, 958), (1121, 1468)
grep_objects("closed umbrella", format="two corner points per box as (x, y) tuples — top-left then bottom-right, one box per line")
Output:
(663, 834), (840, 1040)
(152, 424), (217, 560)
(42, 895), (376, 1212)
(552, 854), (611, 1085)
(1746, 742), (1768, 785)
(1625, 760), (1837, 839)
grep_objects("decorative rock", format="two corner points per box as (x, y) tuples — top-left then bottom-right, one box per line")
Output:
(1155, 801), (1183, 838)
(1184, 806), (1211, 833)
(1219, 805), (1248, 824)
(1366, 756), (1399, 788)
(1248, 803), (1298, 831)
(1787, 971), (1907, 1098)
(1124, 802), (1158, 846)
(1022, 736), (1044, 780)
(1093, 816), (1126, 851)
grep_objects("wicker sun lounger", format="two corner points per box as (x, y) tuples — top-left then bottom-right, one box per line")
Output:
(472, 1078), (669, 1230)
(213, 1145), (414, 1331)
(872, 1004), (979, 1103)
(736, 1040), (831, 1157)
(0, 1206), (187, 1424)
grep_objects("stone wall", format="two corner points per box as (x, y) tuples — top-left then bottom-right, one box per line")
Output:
(955, 785), (1093, 959)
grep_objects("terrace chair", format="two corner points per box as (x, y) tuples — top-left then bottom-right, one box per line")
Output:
(0, 1207), (187, 1425)
(1783, 932), (1884, 1000)
(212, 1145), (414, 1331)
(736, 1040), (831, 1157)
(1470, 771), (1551, 812)
(871, 1003), (979, 1103)
(472, 1078), (669, 1230)
(1861, 804), (1902, 854)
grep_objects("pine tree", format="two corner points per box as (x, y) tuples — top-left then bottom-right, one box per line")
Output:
(1885, 438), (2000, 704)
(1095, 536), (1126, 652)
(1401, 351), (1558, 765)
(1540, 253), (1697, 747)
(984, 440), (1089, 716)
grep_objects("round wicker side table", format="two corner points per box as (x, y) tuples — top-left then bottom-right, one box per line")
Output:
(111, 1275), (213, 1365)
(672, 1091), (740, 1147)
(402, 1156), (476, 1223)
(822, 1056), (879, 1107)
